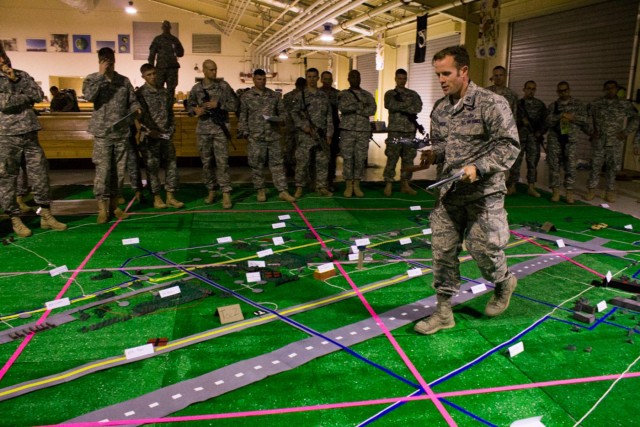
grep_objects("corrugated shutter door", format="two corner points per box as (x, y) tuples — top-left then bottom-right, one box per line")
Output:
(356, 53), (379, 98)
(509, 1), (639, 160)
(408, 35), (461, 130)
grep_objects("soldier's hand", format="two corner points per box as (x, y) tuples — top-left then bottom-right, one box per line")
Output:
(1, 64), (16, 81)
(461, 165), (478, 183)
(203, 100), (218, 109)
(303, 124), (312, 134)
(562, 112), (576, 122)
(98, 59), (112, 75)
(419, 150), (436, 169)
(193, 106), (205, 117)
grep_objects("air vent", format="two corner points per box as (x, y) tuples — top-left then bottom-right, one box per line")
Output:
(192, 34), (221, 54)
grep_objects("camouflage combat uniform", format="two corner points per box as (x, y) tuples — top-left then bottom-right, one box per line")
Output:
(136, 83), (180, 195)
(486, 85), (518, 115)
(282, 89), (300, 173)
(545, 98), (589, 191)
(429, 81), (520, 297)
(238, 86), (289, 192)
(0, 68), (53, 215)
(320, 86), (341, 184)
(83, 71), (141, 201)
(587, 97), (638, 191)
(512, 97), (547, 185)
(291, 89), (333, 190)
(338, 88), (376, 181)
(383, 87), (423, 182)
(187, 80), (238, 194)
(148, 33), (184, 100)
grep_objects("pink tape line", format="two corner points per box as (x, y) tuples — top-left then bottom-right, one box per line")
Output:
(0, 198), (134, 383)
(292, 203), (456, 426)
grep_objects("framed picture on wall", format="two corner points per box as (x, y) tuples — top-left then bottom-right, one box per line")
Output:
(118, 34), (130, 54)
(26, 39), (47, 52)
(72, 35), (91, 53)
(49, 34), (69, 52)
(1, 39), (18, 52)
(96, 40), (116, 51)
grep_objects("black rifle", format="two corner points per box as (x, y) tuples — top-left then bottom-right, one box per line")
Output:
(394, 90), (425, 135)
(389, 134), (444, 150)
(301, 89), (329, 155)
(200, 82), (236, 149)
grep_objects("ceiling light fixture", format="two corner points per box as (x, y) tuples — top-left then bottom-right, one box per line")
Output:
(278, 50), (289, 60)
(125, 1), (137, 14)
(320, 23), (334, 42)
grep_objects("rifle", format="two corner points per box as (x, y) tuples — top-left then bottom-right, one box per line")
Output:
(200, 82), (236, 150)
(389, 134), (444, 150)
(393, 90), (425, 135)
(301, 89), (330, 156)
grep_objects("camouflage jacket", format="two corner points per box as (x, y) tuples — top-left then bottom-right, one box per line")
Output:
(148, 33), (184, 69)
(290, 89), (333, 138)
(0, 68), (43, 135)
(83, 72), (141, 138)
(589, 97), (638, 145)
(430, 81), (520, 200)
(384, 87), (423, 132)
(338, 87), (376, 131)
(320, 86), (340, 128)
(136, 83), (174, 136)
(238, 87), (282, 142)
(516, 97), (547, 138)
(545, 97), (590, 142)
(486, 85), (518, 115)
(187, 79), (239, 135)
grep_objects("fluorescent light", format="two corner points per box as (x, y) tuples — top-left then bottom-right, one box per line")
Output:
(278, 50), (289, 60)
(320, 23), (334, 42)
(125, 1), (137, 14)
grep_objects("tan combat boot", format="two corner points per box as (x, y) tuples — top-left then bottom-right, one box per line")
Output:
(11, 216), (32, 237)
(294, 187), (303, 198)
(485, 275), (518, 317)
(584, 189), (595, 201)
(39, 208), (67, 231)
(204, 190), (216, 204)
(257, 188), (267, 202)
(400, 180), (417, 196)
(318, 187), (333, 196)
(97, 199), (109, 224)
(134, 190), (142, 202)
(604, 191), (616, 203)
(16, 196), (32, 213)
(527, 184), (541, 198)
(166, 192), (184, 208)
(110, 198), (130, 220)
(153, 194), (167, 209)
(506, 183), (517, 195)
(565, 190), (575, 204)
(222, 192), (232, 209)
(116, 193), (126, 205)
(353, 180), (364, 197)
(279, 191), (296, 202)
(344, 180), (353, 198)
(550, 187), (560, 202)
(383, 182), (393, 197)
(414, 295), (455, 335)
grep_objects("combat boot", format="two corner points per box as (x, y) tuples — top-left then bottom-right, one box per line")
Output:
(39, 208), (67, 231)
(110, 198), (130, 220)
(97, 200), (109, 224)
(550, 187), (560, 202)
(257, 188), (267, 202)
(414, 295), (455, 335)
(527, 184), (541, 198)
(204, 190), (216, 204)
(279, 191), (296, 202)
(584, 189), (595, 201)
(344, 180), (353, 198)
(153, 194), (167, 209)
(134, 190), (142, 202)
(485, 275), (518, 317)
(11, 216), (32, 238)
(565, 190), (575, 204)
(604, 191), (616, 203)
(16, 196), (32, 213)
(166, 192), (184, 208)
(506, 183), (516, 195)
(353, 180), (364, 198)
(383, 182), (393, 197)
(222, 192), (232, 209)
(116, 193), (125, 205)
(318, 187), (333, 197)
(400, 180), (417, 196)
(294, 187), (303, 198)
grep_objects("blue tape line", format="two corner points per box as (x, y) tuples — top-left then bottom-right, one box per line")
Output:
(441, 398), (499, 427)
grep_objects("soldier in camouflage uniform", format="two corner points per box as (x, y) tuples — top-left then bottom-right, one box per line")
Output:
(148, 21), (184, 103)
(238, 69), (296, 203)
(513, 81), (547, 198)
(282, 77), (306, 177)
(383, 68), (423, 197)
(0, 49), (67, 237)
(338, 70), (376, 198)
(136, 63), (184, 210)
(291, 68), (333, 198)
(187, 60), (238, 209)
(320, 71), (341, 191)
(84, 47), (141, 223)
(545, 81), (589, 204)
(414, 46), (520, 336)
(585, 80), (638, 203)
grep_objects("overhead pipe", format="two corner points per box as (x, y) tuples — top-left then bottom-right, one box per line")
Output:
(289, 45), (377, 53)
(246, 0), (304, 49)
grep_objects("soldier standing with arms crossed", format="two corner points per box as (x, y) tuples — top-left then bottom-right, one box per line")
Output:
(414, 45), (520, 335)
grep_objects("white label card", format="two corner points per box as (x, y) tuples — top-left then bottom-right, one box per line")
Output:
(272, 237), (285, 245)
(272, 222), (286, 229)
(159, 286), (181, 298)
(49, 265), (69, 277)
(317, 263), (335, 273)
(125, 343), (154, 360)
(596, 300), (607, 312)
(355, 238), (370, 246)
(248, 260), (266, 268)
(510, 416), (545, 427)
(470, 284), (487, 294)
(217, 236), (233, 244)
(350, 245), (359, 254)
(246, 272), (261, 283)
(410, 205), (422, 211)
(257, 249), (273, 258)
(122, 237), (140, 246)
(508, 342), (524, 358)
(606, 271), (613, 282)
(422, 228), (432, 235)
(348, 253), (359, 261)
(278, 214), (291, 220)
(624, 224), (633, 230)
(45, 297), (70, 310)
(556, 239), (565, 248)
(399, 238), (412, 245)
(600, 203), (610, 208)
(407, 268), (422, 278)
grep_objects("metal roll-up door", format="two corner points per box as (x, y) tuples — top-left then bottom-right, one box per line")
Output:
(408, 35), (461, 130)
(356, 53), (379, 100)
(509, 0), (639, 161)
